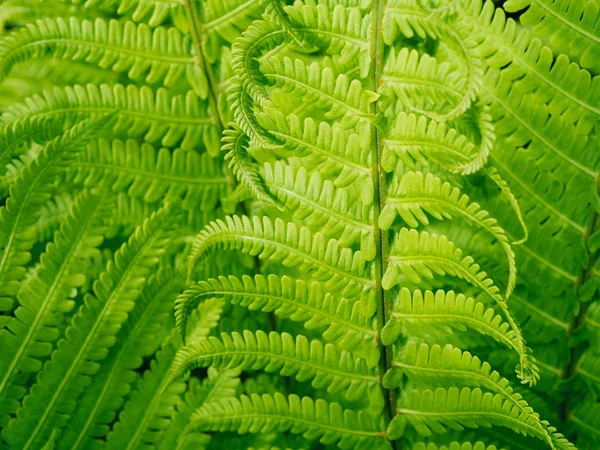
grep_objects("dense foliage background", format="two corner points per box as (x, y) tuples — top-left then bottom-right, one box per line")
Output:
(0, 0), (597, 449)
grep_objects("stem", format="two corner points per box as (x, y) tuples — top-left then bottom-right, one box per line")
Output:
(370, 0), (397, 444)
(183, 0), (224, 132)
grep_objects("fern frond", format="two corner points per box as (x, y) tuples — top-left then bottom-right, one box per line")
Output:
(255, 111), (372, 203)
(56, 267), (184, 450)
(200, 0), (263, 63)
(107, 298), (224, 449)
(383, 0), (440, 42)
(388, 387), (551, 441)
(175, 274), (376, 354)
(0, 84), (219, 152)
(105, 333), (187, 450)
(384, 230), (536, 385)
(0, 17), (195, 87)
(411, 442), (503, 450)
(0, 115), (110, 317)
(189, 393), (388, 450)
(381, 48), (465, 118)
(187, 215), (374, 300)
(485, 70), (598, 179)
(0, 189), (109, 427)
(504, 0), (600, 73)
(158, 369), (240, 450)
(461, 0), (599, 128)
(260, 56), (378, 128)
(64, 138), (229, 209)
(264, 162), (375, 259)
(381, 171), (516, 297)
(59, 0), (187, 29)
(1, 200), (180, 450)
(385, 342), (553, 447)
(222, 125), (276, 204)
(380, 288), (522, 355)
(382, 110), (494, 175)
(169, 330), (378, 401)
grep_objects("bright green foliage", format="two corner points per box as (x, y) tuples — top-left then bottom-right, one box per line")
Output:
(0, 0), (597, 449)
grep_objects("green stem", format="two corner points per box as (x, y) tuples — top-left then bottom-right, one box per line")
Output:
(370, 0), (397, 445)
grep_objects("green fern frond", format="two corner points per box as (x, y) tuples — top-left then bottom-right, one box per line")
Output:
(381, 48), (465, 118)
(381, 171), (516, 297)
(106, 299), (223, 449)
(255, 111), (372, 202)
(384, 230), (535, 384)
(385, 341), (554, 447)
(169, 330), (378, 401)
(0, 188), (108, 427)
(0, 84), (219, 152)
(485, 70), (598, 179)
(105, 333), (187, 450)
(1, 200), (180, 450)
(263, 162), (375, 259)
(56, 266), (184, 450)
(260, 56), (378, 128)
(461, 0), (599, 129)
(175, 274), (376, 354)
(200, 0), (263, 63)
(158, 370), (240, 450)
(383, 0), (441, 42)
(222, 125), (276, 204)
(382, 112), (488, 174)
(189, 393), (389, 450)
(388, 387), (551, 441)
(64, 138), (229, 208)
(410, 442), (503, 450)
(504, 0), (600, 73)
(187, 215), (374, 300)
(0, 115), (110, 317)
(381, 288), (522, 355)
(0, 17), (195, 87)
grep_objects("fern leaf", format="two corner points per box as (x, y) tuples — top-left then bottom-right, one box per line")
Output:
(175, 274), (376, 355)
(64, 138), (229, 208)
(0, 189), (109, 427)
(461, 0), (599, 129)
(381, 48), (465, 118)
(189, 393), (389, 450)
(388, 387), (551, 441)
(200, 0), (263, 62)
(264, 162), (375, 259)
(384, 230), (536, 384)
(381, 288), (522, 354)
(158, 370), (240, 450)
(255, 110), (373, 203)
(382, 111), (493, 175)
(411, 443), (503, 450)
(0, 84), (219, 152)
(260, 56), (378, 128)
(56, 267), (184, 450)
(0, 17), (195, 87)
(504, 0), (600, 73)
(381, 171), (516, 297)
(385, 342), (554, 447)
(222, 125), (276, 204)
(169, 330), (378, 402)
(104, 333), (187, 450)
(0, 115), (110, 317)
(1, 200), (180, 450)
(106, 297), (225, 449)
(187, 215), (373, 300)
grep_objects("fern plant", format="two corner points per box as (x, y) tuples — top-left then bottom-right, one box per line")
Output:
(0, 0), (597, 449)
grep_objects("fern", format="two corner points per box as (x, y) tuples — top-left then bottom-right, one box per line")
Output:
(0, 0), (595, 449)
